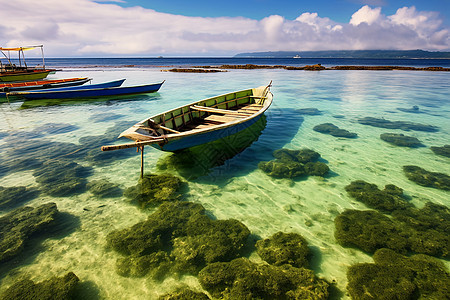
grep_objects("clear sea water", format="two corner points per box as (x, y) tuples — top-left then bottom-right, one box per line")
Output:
(0, 58), (449, 299)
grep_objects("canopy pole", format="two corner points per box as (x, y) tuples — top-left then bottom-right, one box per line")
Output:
(140, 146), (144, 179)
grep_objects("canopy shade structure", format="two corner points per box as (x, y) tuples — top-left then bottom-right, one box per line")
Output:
(1, 45), (46, 72)
(0, 45), (43, 51)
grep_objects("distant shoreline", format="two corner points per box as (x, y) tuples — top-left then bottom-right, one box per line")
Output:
(163, 64), (450, 72)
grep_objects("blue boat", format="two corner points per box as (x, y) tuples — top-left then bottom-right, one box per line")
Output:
(7, 79), (164, 100)
(102, 82), (272, 152)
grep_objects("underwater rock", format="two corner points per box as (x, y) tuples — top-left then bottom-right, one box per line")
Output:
(259, 148), (329, 179)
(89, 112), (125, 123)
(0, 272), (80, 300)
(380, 133), (423, 147)
(295, 108), (322, 115)
(345, 180), (411, 212)
(397, 105), (422, 113)
(33, 159), (92, 197)
(124, 173), (183, 208)
(33, 123), (79, 135)
(171, 218), (251, 274)
(255, 232), (311, 268)
(347, 248), (450, 300)
(334, 210), (408, 254)
(431, 145), (450, 158)
(198, 257), (329, 299)
(335, 203), (450, 258)
(0, 203), (59, 263)
(0, 186), (40, 210)
(357, 117), (439, 132)
(313, 123), (357, 138)
(107, 201), (251, 278)
(87, 179), (123, 198)
(403, 165), (450, 190)
(116, 251), (172, 279)
(158, 288), (211, 300)
(258, 160), (306, 178)
(392, 202), (450, 258)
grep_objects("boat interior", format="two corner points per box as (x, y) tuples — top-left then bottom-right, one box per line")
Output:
(128, 86), (270, 138)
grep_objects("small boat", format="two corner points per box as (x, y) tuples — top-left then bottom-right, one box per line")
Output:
(0, 45), (57, 82)
(102, 82), (272, 152)
(8, 80), (163, 100)
(0, 77), (91, 92)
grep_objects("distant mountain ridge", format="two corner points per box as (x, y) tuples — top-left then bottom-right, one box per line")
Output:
(234, 50), (450, 59)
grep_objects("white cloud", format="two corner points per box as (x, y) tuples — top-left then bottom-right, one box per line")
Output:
(350, 5), (382, 26)
(0, 0), (448, 56)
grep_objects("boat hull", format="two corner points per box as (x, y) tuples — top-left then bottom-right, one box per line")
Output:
(152, 113), (263, 151)
(0, 70), (51, 82)
(12, 81), (163, 100)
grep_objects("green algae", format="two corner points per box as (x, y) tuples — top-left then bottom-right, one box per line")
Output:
(313, 123), (357, 138)
(345, 180), (411, 212)
(123, 173), (183, 208)
(335, 203), (450, 258)
(0, 272), (80, 300)
(380, 133), (423, 147)
(0, 203), (59, 263)
(158, 288), (211, 300)
(357, 117), (439, 132)
(403, 165), (450, 190)
(255, 232), (311, 268)
(430, 145), (450, 158)
(198, 257), (329, 300)
(106, 201), (251, 278)
(87, 179), (123, 198)
(259, 148), (329, 179)
(0, 186), (40, 210)
(347, 248), (450, 300)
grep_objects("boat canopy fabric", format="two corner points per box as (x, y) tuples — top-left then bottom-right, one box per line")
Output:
(0, 46), (42, 51)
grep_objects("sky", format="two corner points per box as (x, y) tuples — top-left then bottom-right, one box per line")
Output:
(0, 0), (449, 57)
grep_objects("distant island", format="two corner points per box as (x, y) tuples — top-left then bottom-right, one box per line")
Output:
(234, 50), (450, 59)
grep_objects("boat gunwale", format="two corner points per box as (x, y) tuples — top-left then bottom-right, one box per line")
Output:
(126, 85), (273, 141)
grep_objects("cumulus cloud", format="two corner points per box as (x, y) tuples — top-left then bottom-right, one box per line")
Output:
(0, 0), (448, 56)
(350, 5), (382, 26)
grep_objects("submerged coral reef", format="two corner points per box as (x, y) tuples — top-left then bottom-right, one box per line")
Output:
(345, 180), (411, 212)
(0, 186), (40, 210)
(430, 145), (450, 158)
(347, 248), (450, 300)
(124, 173), (183, 208)
(0, 272), (80, 300)
(403, 165), (450, 190)
(255, 232), (311, 269)
(380, 133), (423, 147)
(259, 148), (329, 178)
(107, 201), (250, 278)
(0, 203), (59, 263)
(313, 123), (357, 138)
(357, 117), (439, 132)
(158, 288), (211, 300)
(198, 257), (329, 299)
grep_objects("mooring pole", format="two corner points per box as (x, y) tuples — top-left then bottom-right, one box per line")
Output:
(140, 146), (144, 179)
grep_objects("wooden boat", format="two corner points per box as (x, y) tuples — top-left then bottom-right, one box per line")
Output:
(0, 45), (56, 82)
(0, 77), (91, 92)
(102, 82), (272, 152)
(8, 80), (163, 100)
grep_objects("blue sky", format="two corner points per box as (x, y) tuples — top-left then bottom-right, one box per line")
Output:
(1, 0), (449, 56)
(114, 0), (449, 25)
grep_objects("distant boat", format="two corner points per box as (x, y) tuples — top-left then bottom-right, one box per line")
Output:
(293, 55), (301, 58)
(8, 80), (163, 100)
(0, 77), (91, 93)
(102, 82), (272, 152)
(0, 45), (57, 82)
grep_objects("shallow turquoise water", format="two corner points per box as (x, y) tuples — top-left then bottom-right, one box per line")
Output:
(0, 67), (449, 298)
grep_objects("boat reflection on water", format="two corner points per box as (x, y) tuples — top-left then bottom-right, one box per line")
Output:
(156, 115), (267, 179)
